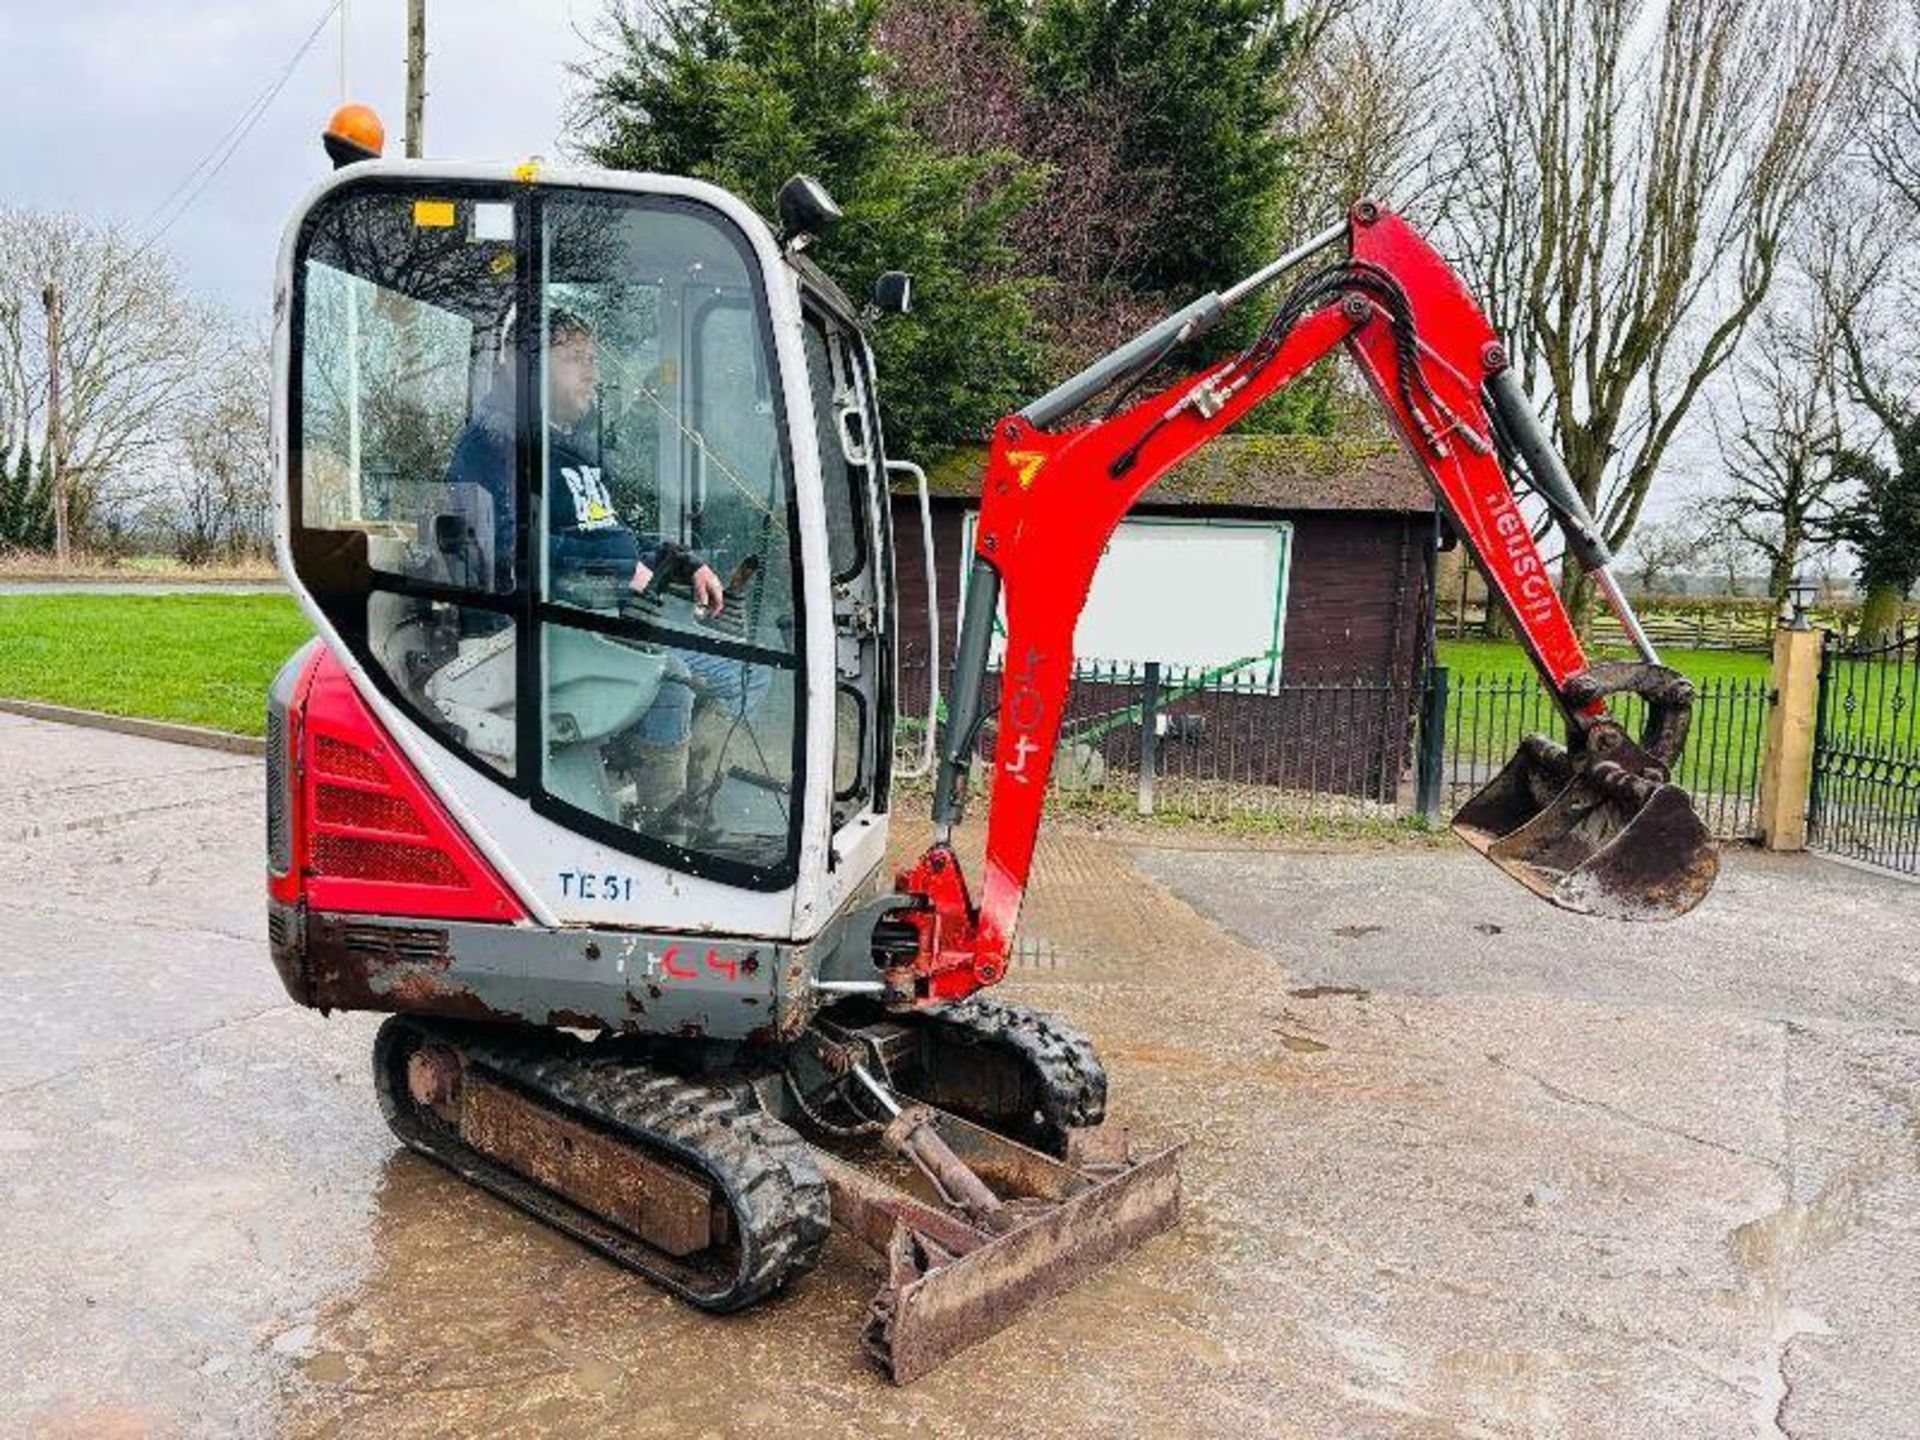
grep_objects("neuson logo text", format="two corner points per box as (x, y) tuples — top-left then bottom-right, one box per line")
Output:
(1488, 488), (1557, 625)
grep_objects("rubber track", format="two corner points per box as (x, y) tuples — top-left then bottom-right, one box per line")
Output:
(374, 1016), (830, 1312)
(921, 996), (1108, 1154)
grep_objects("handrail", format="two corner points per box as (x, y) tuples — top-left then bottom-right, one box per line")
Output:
(887, 459), (939, 778)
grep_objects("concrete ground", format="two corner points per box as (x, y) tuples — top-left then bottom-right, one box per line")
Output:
(2, 712), (1917, 1438)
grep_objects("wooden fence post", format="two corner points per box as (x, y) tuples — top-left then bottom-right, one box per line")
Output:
(1758, 626), (1824, 851)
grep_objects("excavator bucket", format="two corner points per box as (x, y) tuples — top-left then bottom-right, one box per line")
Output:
(1452, 735), (1719, 921)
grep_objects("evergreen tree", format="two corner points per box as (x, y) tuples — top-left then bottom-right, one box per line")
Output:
(880, 0), (1318, 430)
(0, 440), (32, 549)
(21, 448), (55, 552)
(1832, 424), (1920, 647)
(1022, 0), (1295, 299)
(0, 437), (16, 547)
(576, 0), (1044, 457)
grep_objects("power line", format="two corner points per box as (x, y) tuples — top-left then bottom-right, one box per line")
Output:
(135, 0), (346, 257)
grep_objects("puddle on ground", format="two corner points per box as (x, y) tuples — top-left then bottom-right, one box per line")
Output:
(1288, 984), (1370, 1000)
(300, 1351), (351, 1385)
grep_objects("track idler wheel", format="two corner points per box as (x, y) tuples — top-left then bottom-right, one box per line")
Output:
(1451, 661), (1719, 921)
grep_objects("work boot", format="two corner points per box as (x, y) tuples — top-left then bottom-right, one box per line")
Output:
(685, 701), (737, 813)
(624, 736), (692, 842)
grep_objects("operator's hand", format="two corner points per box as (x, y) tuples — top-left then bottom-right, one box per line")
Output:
(691, 563), (726, 618)
(628, 557), (724, 617)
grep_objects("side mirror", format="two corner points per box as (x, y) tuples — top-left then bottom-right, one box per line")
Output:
(871, 271), (913, 315)
(776, 175), (842, 251)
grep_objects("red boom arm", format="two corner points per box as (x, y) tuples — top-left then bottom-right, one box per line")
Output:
(892, 205), (1610, 1001)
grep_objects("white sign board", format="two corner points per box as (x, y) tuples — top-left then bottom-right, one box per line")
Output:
(961, 513), (1292, 683)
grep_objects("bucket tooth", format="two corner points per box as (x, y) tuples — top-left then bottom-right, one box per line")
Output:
(1452, 736), (1718, 922)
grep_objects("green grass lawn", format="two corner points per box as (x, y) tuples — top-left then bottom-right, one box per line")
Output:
(1436, 638), (1770, 686)
(0, 593), (312, 736)
(1435, 639), (1775, 795)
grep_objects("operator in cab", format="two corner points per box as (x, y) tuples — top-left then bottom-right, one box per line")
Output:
(445, 308), (726, 611)
(443, 308), (750, 841)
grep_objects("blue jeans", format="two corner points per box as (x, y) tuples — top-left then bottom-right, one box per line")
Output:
(636, 648), (771, 745)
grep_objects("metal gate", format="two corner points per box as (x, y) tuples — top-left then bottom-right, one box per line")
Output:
(1809, 627), (1920, 875)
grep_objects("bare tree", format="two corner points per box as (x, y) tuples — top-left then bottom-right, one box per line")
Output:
(1693, 507), (1767, 597)
(1810, 9), (1920, 645)
(1448, 0), (1883, 624)
(165, 333), (272, 566)
(1865, 0), (1920, 212)
(1278, 0), (1469, 233)
(1709, 293), (1848, 599)
(0, 210), (213, 558)
(1622, 516), (1701, 595)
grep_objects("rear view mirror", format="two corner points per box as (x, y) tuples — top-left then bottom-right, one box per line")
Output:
(871, 271), (913, 315)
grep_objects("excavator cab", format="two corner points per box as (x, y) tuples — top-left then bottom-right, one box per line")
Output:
(276, 169), (895, 937)
(268, 157), (1178, 1380)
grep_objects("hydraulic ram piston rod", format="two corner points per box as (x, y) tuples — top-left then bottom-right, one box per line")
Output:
(1018, 220), (1348, 430)
(1219, 219), (1349, 306)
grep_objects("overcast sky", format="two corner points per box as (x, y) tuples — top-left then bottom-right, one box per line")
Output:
(0, 0), (598, 317)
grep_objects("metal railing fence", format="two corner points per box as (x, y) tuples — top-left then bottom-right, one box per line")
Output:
(894, 649), (1768, 839)
(1810, 627), (1920, 875)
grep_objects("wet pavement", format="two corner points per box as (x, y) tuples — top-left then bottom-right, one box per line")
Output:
(2, 709), (1917, 1437)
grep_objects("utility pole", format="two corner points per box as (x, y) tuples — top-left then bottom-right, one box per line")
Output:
(405, 0), (426, 158)
(41, 283), (68, 567)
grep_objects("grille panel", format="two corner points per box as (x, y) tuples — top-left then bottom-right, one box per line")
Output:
(312, 834), (466, 887)
(340, 923), (450, 965)
(265, 703), (290, 874)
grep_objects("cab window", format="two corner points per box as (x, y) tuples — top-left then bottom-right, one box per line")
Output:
(291, 182), (805, 889)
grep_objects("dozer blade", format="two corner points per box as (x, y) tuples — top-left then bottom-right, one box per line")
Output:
(814, 1110), (1181, 1384)
(1452, 736), (1719, 922)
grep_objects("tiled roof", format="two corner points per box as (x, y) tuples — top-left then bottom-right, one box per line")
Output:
(900, 434), (1433, 513)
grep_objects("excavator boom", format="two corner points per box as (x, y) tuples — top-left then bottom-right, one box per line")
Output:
(891, 202), (1718, 1004)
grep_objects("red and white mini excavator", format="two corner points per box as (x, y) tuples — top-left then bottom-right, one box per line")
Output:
(263, 107), (1718, 1381)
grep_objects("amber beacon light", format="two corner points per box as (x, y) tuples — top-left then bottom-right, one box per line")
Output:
(323, 104), (386, 168)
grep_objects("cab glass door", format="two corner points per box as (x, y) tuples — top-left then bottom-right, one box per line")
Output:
(290, 180), (805, 891)
(533, 193), (803, 886)
(801, 308), (890, 828)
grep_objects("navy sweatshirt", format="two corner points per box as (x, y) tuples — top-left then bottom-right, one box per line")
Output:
(442, 409), (698, 601)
